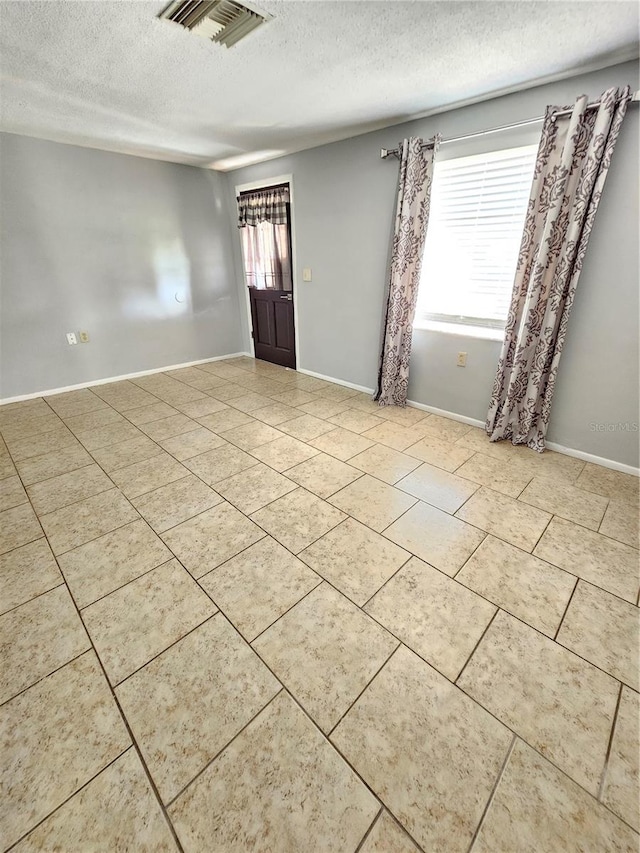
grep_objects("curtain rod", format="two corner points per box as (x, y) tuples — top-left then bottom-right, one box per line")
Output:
(380, 90), (640, 159)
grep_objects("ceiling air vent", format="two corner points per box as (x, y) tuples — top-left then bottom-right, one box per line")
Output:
(159, 0), (267, 48)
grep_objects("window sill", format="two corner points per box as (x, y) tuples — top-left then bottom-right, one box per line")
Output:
(413, 319), (505, 342)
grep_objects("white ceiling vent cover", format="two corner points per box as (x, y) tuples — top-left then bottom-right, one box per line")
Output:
(159, 0), (268, 48)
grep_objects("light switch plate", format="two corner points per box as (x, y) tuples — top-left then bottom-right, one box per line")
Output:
(302, 267), (312, 282)
(66, 332), (78, 345)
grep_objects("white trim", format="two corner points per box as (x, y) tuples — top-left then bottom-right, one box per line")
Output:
(406, 399), (485, 428)
(0, 352), (248, 406)
(545, 441), (639, 477)
(296, 367), (375, 395)
(234, 174), (301, 370)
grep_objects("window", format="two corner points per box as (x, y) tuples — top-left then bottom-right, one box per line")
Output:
(414, 144), (537, 335)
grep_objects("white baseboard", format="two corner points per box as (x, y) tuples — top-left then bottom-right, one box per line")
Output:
(407, 399), (485, 429)
(296, 367), (375, 395)
(0, 353), (248, 406)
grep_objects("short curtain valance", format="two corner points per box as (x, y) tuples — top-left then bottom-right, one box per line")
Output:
(237, 187), (290, 228)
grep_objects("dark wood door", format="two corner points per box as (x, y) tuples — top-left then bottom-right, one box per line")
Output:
(248, 288), (296, 369)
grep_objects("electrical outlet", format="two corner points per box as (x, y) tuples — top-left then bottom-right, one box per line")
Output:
(302, 267), (312, 282)
(457, 351), (467, 367)
(66, 332), (78, 345)
(79, 331), (90, 343)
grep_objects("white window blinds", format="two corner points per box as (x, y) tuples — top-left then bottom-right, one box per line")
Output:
(415, 144), (537, 330)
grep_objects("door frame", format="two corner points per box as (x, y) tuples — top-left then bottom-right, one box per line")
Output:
(234, 173), (300, 370)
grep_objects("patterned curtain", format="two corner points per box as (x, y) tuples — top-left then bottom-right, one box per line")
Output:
(238, 186), (290, 227)
(486, 86), (630, 451)
(375, 136), (441, 406)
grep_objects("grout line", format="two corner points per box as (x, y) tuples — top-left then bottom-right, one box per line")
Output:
(0, 579), (66, 619)
(455, 609), (499, 686)
(353, 808), (383, 853)
(247, 578), (325, 645)
(597, 682), (623, 802)
(464, 734), (517, 853)
(4, 745), (136, 852)
(552, 576), (580, 641)
(164, 687), (285, 809)
(0, 646), (91, 710)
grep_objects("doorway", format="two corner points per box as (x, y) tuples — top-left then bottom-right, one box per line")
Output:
(237, 181), (296, 369)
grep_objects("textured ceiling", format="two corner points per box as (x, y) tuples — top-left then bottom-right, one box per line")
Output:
(0, 0), (638, 170)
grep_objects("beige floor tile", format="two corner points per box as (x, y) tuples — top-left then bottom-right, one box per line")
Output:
(602, 686), (640, 831)
(0, 585), (90, 703)
(507, 447), (586, 485)
(557, 581), (639, 690)
(162, 501), (265, 577)
(41, 389), (109, 419)
(600, 499), (639, 548)
(298, 398), (351, 420)
(1, 413), (63, 444)
(13, 749), (177, 852)
(249, 436), (318, 473)
(377, 406), (432, 428)
(15, 443), (94, 486)
(278, 413), (335, 442)
(228, 392), (276, 413)
(458, 610), (619, 794)
(27, 463), (113, 514)
(519, 476), (609, 531)
(116, 615), (280, 803)
(456, 536), (576, 636)
(83, 559), (216, 684)
(360, 811), (421, 853)
(0, 397), (51, 426)
(90, 434), (164, 473)
(0, 651), (130, 849)
(0, 475), (28, 511)
(331, 645), (511, 853)
(205, 383), (251, 403)
(219, 420), (284, 451)
(454, 453), (533, 497)
(169, 691), (378, 853)
(411, 412), (470, 439)
(329, 475), (417, 532)
(77, 420), (144, 451)
(456, 487), (551, 551)
(64, 407), (126, 434)
(173, 396), (228, 419)
(366, 557), (496, 679)
(534, 517), (639, 604)
(0, 539), (62, 614)
(362, 420), (432, 452)
(396, 462), (479, 512)
(350, 444), (422, 485)
(132, 474), (223, 533)
(404, 432), (476, 471)
(271, 389), (319, 407)
(455, 426), (524, 460)
(254, 583), (397, 732)
(285, 452), (363, 499)
(159, 426), (226, 461)
(575, 462), (640, 503)
(196, 407), (255, 432)
(58, 519), (173, 607)
(215, 463), (297, 514)
(200, 537), (321, 640)
(250, 402), (300, 426)
(92, 382), (157, 410)
(385, 501), (485, 575)
(110, 453), (188, 499)
(137, 414), (197, 442)
(0, 503), (42, 554)
(183, 443), (257, 485)
(299, 517), (409, 606)
(123, 401), (179, 425)
(310, 427), (376, 461)
(0, 451), (17, 480)
(6, 426), (79, 462)
(166, 366), (227, 390)
(472, 739), (638, 852)
(40, 488), (138, 555)
(251, 488), (346, 554)
(318, 384), (361, 402)
(328, 408), (385, 434)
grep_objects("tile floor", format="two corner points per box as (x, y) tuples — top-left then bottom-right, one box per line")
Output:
(1, 355), (638, 852)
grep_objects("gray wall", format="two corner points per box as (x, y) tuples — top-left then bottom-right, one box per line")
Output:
(226, 61), (639, 467)
(0, 134), (242, 399)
